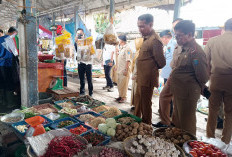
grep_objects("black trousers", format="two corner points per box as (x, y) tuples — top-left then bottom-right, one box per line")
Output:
(104, 65), (113, 88)
(63, 60), (67, 87)
(78, 63), (93, 95)
(164, 78), (173, 117)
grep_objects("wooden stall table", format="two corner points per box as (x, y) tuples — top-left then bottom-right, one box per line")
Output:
(38, 62), (64, 92)
(47, 87), (79, 100)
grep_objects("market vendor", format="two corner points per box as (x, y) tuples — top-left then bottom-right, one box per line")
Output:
(74, 28), (93, 96)
(0, 27), (20, 111)
(115, 35), (132, 103)
(171, 20), (209, 135)
(134, 14), (166, 124)
(205, 18), (232, 144)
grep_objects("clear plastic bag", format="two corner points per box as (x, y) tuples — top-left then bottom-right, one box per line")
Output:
(104, 23), (118, 45)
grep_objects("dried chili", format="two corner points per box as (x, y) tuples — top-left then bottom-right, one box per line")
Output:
(83, 132), (105, 146)
(69, 125), (87, 135)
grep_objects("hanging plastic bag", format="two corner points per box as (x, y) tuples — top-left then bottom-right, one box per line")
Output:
(104, 23), (118, 45)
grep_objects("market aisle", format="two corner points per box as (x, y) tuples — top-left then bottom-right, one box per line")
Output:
(67, 76), (222, 139)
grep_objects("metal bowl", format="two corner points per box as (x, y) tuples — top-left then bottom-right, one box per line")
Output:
(1, 112), (25, 124)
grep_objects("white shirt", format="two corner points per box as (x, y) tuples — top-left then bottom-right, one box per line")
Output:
(102, 44), (115, 65)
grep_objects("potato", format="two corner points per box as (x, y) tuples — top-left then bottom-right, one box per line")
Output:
(117, 129), (122, 134)
(116, 125), (122, 130)
(139, 131), (144, 135)
(132, 129), (137, 134)
(132, 122), (139, 128)
(129, 126), (133, 131)
(122, 124), (127, 128)
(129, 132), (133, 136)
(121, 132), (126, 136)
(124, 128), (129, 132)
(138, 127), (143, 131)
(143, 130), (148, 135)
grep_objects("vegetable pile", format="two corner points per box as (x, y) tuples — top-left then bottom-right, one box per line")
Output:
(42, 136), (87, 157)
(79, 114), (95, 123)
(69, 125), (88, 135)
(102, 107), (121, 118)
(117, 117), (136, 124)
(89, 117), (106, 128)
(98, 118), (118, 137)
(83, 132), (105, 146)
(127, 135), (180, 156)
(3, 117), (22, 123)
(58, 101), (75, 108)
(115, 122), (153, 141)
(155, 127), (192, 146)
(188, 141), (227, 157)
(60, 107), (78, 116)
(57, 120), (75, 128)
(15, 125), (28, 133)
(88, 147), (126, 157)
(92, 105), (109, 113)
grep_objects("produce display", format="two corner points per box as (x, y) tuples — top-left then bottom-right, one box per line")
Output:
(125, 135), (181, 157)
(74, 95), (103, 108)
(102, 107), (121, 118)
(79, 114), (95, 123)
(115, 122), (153, 141)
(57, 120), (75, 128)
(60, 107), (78, 116)
(69, 125), (88, 135)
(17, 108), (37, 119)
(89, 117), (106, 128)
(117, 117), (136, 124)
(42, 136), (87, 157)
(83, 132), (105, 146)
(92, 105), (109, 113)
(76, 106), (92, 114)
(15, 125), (28, 133)
(154, 127), (194, 146)
(188, 141), (227, 157)
(98, 118), (118, 137)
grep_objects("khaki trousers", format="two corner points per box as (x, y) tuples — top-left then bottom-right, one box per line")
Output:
(111, 65), (118, 84)
(206, 75), (232, 144)
(134, 85), (154, 125)
(117, 73), (130, 99)
(130, 80), (137, 106)
(159, 78), (172, 125)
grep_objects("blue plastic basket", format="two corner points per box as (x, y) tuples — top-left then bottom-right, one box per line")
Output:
(66, 123), (93, 135)
(80, 129), (111, 146)
(74, 111), (102, 123)
(54, 99), (78, 109)
(40, 115), (53, 128)
(12, 121), (29, 137)
(50, 117), (80, 129)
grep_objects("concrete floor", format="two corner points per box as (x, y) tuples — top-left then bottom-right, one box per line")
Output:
(67, 76), (223, 140)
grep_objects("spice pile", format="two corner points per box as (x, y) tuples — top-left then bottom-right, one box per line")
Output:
(127, 135), (181, 157)
(79, 114), (95, 123)
(89, 117), (106, 128)
(92, 105), (109, 113)
(69, 125), (88, 135)
(188, 141), (227, 157)
(42, 136), (87, 157)
(115, 122), (153, 141)
(83, 132), (105, 146)
(57, 120), (75, 128)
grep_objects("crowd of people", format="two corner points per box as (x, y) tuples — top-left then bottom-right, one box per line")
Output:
(75, 14), (232, 145)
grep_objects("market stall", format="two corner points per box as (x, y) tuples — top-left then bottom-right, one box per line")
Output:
(0, 95), (230, 157)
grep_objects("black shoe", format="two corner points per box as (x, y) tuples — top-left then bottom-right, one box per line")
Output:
(131, 107), (135, 111)
(103, 86), (110, 90)
(115, 97), (121, 101)
(152, 122), (169, 128)
(205, 118), (208, 122)
(113, 82), (117, 86)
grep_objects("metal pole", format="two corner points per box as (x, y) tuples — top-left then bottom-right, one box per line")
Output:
(173, 0), (181, 21)
(18, 0), (28, 107)
(52, 12), (55, 51)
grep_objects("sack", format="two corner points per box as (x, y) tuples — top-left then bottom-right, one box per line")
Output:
(104, 23), (118, 45)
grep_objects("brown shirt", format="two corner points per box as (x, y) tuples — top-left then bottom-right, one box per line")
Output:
(204, 31), (232, 76)
(170, 39), (209, 96)
(136, 30), (166, 88)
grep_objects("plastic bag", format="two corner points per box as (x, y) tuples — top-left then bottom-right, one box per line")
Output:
(104, 23), (118, 45)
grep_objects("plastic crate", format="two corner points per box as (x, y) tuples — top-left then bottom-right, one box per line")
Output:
(54, 99), (78, 109)
(66, 123), (93, 136)
(50, 117), (80, 129)
(12, 121), (29, 136)
(113, 113), (142, 125)
(74, 111), (102, 123)
(80, 129), (111, 146)
(40, 115), (53, 128)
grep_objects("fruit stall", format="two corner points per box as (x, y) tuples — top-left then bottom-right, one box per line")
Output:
(0, 95), (229, 157)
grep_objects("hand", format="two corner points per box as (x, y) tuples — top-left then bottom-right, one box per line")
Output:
(123, 69), (128, 76)
(108, 61), (113, 66)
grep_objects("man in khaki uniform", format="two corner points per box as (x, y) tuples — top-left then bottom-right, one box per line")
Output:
(134, 14), (166, 124)
(171, 20), (209, 135)
(205, 18), (232, 144)
(115, 35), (132, 103)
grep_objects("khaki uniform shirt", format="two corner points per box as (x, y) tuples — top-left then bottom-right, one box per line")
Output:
(136, 30), (166, 88)
(117, 44), (132, 74)
(170, 39), (209, 98)
(204, 31), (232, 76)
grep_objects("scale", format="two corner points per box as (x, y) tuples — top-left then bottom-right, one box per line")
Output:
(49, 76), (64, 90)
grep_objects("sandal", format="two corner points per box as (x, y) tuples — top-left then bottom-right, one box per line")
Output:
(115, 97), (121, 101)
(118, 98), (126, 103)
